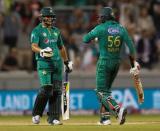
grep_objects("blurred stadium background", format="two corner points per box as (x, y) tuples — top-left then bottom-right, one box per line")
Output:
(0, 0), (160, 118)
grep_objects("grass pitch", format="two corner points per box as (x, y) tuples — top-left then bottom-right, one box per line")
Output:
(0, 114), (160, 131)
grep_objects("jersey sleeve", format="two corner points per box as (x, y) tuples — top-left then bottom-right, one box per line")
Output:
(30, 29), (39, 44)
(122, 28), (136, 56)
(83, 26), (99, 43)
(57, 32), (64, 49)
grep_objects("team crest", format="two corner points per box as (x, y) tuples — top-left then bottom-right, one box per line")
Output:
(42, 32), (47, 37)
(42, 70), (47, 75)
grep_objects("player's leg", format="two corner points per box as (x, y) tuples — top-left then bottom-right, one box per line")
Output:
(96, 59), (112, 124)
(107, 60), (127, 125)
(47, 80), (62, 125)
(98, 104), (111, 125)
(32, 69), (52, 124)
(47, 60), (63, 125)
(105, 62), (121, 114)
(32, 85), (52, 124)
(96, 59), (127, 125)
(96, 90), (117, 116)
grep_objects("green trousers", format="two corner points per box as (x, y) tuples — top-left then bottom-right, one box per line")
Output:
(96, 58), (121, 118)
(96, 58), (120, 93)
(37, 60), (63, 86)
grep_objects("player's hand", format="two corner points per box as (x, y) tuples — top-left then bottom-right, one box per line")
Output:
(40, 47), (53, 58)
(134, 61), (140, 70)
(130, 61), (140, 76)
(64, 60), (73, 73)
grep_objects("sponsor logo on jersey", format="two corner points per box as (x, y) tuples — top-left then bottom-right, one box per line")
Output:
(108, 28), (119, 35)
(50, 39), (57, 42)
(44, 38), (49, 44)
(44, 38), (57, 44)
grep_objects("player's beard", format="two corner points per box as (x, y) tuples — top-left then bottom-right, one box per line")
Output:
(43, 18), (54, 28)
(97, 16), (104, 24)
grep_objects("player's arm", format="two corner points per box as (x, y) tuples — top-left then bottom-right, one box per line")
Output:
(30, 30), (53, 58)
(31, 44), (41, 53)
(58, 33), (73, 73)
(60, 45), (68, 62)
(123, 28), (140, 71)
(60, 46), (73, 73)
(83, 27), (99, 43)
(123, 28), (144, 104)
(30, 29), (40, 52)
(123, 29), (136, 59)
(31, 43), (53, 58)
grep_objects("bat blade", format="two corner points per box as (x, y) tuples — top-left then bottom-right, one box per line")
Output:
(133, 75), (144, 104)
(61, 81), (70, 120)
(129, 57), (144, 104)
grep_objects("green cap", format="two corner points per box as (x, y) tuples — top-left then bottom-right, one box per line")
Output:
(99, 7), (114, 18)
(40, 7), (55, 17)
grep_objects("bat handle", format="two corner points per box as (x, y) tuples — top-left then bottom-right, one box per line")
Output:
(129, 56), (135, 68)
(65, 72), (68, 82)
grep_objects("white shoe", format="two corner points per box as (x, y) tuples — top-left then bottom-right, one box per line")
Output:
(50, 119), (63, 125)
(97, 120), (111, 125)
(118, 108), (127, 125)
(32, 115), (40, 124)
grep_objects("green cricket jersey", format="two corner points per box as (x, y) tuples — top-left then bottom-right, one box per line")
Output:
(83, 20), (136, 59)
(30, 23), (63, 69)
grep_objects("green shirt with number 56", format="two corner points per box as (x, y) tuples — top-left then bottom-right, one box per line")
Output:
(83, 20), (136, 59)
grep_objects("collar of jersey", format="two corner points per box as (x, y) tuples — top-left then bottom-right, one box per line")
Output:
(40, 23), (51, 29)
(105, 20), (116, 24)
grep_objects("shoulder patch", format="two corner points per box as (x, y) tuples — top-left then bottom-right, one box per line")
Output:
(53, 32), (58, 36)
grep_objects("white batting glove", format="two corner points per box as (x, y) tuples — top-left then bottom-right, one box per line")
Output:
(40, 47), (53, 58)
(64, 60), (73, 73)
(134, 61), (140, 70)
(130, 61), (140, 76)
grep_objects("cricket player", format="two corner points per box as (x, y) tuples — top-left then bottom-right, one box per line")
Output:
(30, 7), (73, 125)
(83, 7), (140, 125)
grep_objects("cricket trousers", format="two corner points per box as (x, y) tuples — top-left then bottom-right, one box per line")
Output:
(96, 58), (121, 117)
(32, 60), (63, 122)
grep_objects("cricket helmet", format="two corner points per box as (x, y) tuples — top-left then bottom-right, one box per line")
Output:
(98, 7), (115, 23)
(40, 7), (56, 25)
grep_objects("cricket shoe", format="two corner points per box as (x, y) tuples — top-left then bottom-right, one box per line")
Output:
(118, 108), (127, 125)
(97, 120), (111, 125)
(49, 119), (63, 125)
(32, 115), (40, 124)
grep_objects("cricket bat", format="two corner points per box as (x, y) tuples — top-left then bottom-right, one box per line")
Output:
(61, 72), (70, 120)
(129, 57), (144, 104)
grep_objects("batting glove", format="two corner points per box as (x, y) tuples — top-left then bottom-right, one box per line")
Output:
(64, 60), (73, 73)
(40, 47), (53, 58)
(130, 61), (140, 76)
